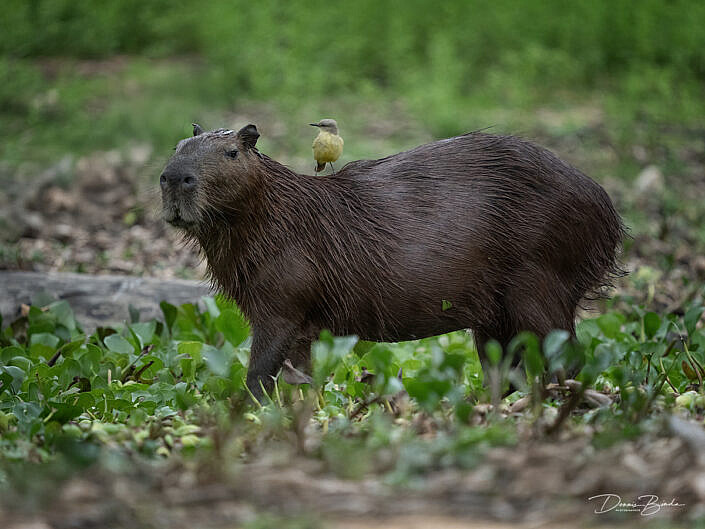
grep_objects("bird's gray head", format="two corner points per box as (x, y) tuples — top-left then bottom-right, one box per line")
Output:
(310, 118), (339, 135)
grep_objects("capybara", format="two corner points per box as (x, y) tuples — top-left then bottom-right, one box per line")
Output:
(160, 124), (624, 397)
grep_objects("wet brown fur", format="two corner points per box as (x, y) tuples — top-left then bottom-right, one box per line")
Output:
(161, 125), (625, 397)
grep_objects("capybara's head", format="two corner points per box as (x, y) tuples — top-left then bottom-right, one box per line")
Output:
(160, 124), (261, 230)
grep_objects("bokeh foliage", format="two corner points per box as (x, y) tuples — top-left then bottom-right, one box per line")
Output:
(1, 0), (704, 163)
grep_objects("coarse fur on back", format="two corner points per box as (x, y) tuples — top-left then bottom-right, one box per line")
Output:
(160, 124), (625, 397)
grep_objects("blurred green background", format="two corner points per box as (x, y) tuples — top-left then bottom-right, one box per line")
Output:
(1, 0), (704, 292)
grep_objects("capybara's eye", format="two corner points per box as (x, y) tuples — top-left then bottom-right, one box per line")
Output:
(225, 149), (238, 159)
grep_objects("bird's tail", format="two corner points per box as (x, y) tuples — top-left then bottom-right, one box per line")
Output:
(315, 161), (326, 172)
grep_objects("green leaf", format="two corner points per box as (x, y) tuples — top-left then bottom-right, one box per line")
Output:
(203, 345), (230, 376)
(58, 336), (87, 360)
(596, 313), (622, 339)
(129, 304), (141, 324)
(12, 401), (42, 433)
(104, 334), (134, 356)
(684, 305), (704, 337)
(30, 332), (60, 349)
(202, 296), (221, 319)
(160, 301), (178, 331)
(441, 299), (453, 311)
(313, 332), (358, 388)
(0, 373), (14, 397)
(215, 308), (250, 347)
(0, 365), (26, 393)
(77, 344), (103, 375)
(48, 300), (78, 332)
(643, 312), (661, 339)
(1, 346), (24, 364)
(130, 321), (156, 347)
(484, 340), (502, 366)
(45, 402), (83, 424)
(177, 341), (203, 363)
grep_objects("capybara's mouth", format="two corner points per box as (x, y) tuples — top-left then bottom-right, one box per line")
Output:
(166, 214), (196, 229)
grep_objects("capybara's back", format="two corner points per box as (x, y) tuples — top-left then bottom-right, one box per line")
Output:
(160, 126), (625, 395)
(303, 133), (625, 354)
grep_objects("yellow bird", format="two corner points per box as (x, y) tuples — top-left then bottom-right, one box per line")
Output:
(310, 119), (343, 174)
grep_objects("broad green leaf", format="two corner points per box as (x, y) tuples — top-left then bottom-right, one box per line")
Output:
(160, 301), (178, 331)
(685, 305), (704, 337)
(104, 334), (134, 356)
(203, 345), (229, 376)
(596, 313), (622, 340)
(48, 301), (78, 331)
(643, 312), (660, 339)
(130, 321), (156, 347)
(215, 309), (250, 347)
(0, 366), (26, 393)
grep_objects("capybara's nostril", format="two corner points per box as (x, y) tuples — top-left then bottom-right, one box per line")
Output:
(161, 170), (196, 191)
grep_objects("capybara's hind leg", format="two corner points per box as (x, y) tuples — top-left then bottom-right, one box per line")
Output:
(505, 265), (577, 339)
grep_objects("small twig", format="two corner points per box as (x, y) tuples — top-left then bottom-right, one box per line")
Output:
(545, 385), (583, 436)
(47, 340), (79, 367)
(47, 349), (62, 367)
(349, 394), (384, 420)
(133, 361), (155, 382)
(121, 345), (153, 383)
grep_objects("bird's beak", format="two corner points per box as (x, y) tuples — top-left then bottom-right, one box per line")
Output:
(309, 123), (320, 127)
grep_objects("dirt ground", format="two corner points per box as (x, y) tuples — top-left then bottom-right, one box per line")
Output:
(2, 414), (704, 528)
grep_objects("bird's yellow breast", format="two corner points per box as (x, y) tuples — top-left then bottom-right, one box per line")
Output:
(312, 131), (344, 163)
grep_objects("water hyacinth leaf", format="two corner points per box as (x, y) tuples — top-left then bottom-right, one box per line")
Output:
(137, 355), (164, 380)
(160, 301), (178, 331)
(202, 296), (221, 319)
(523, 340), (543, 379)
(77, 344), (103, 375)
(57, 336), (87, 361)
(178, 341), (203, 363)
(543, 329), (573, 372)
(12, 401), (42, 433)
(484, 339), (502, 366)
(31, 332), (60, 349)
(2, 346), (24, 364)
(643, 312), (661, 339)
(203, 345), (230, 376)
(0, 372), (14, 397)
(0, 366), (26, 393)
(684, 305), (704, 338)
(215, 308), (250, 347)
(576, 318), (602, 345)
(596, 313), (622, 339)
(45, 402), (83, 424)
(104, 334), (135, 356)
(130, 321), (156, 347)
(313, 331), (358, 387)
(129, 304), (141, 324)
(48, 300), (78, 332)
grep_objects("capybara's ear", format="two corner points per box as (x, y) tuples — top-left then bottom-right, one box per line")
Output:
(237, 124), (260, 150)
(192, 123), (205, 136)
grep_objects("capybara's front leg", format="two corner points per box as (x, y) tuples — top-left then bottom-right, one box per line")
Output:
(246, 317), (301, 400)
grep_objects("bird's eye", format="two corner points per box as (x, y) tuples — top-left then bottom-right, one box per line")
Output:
(225, 149), (238, 159)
